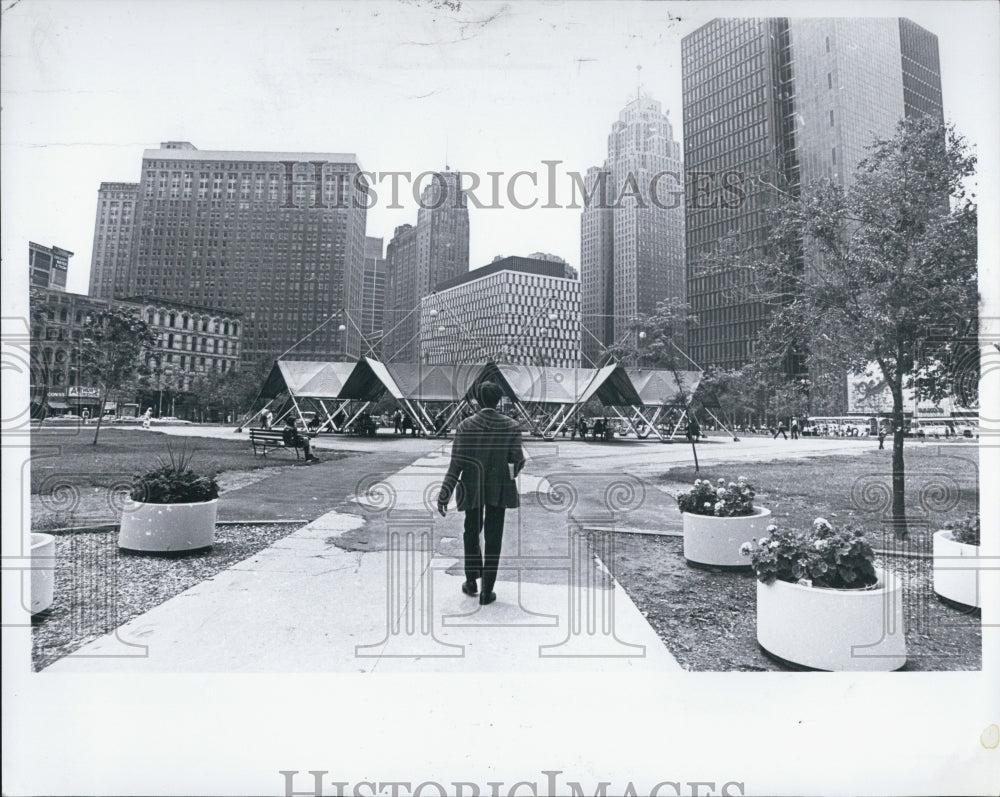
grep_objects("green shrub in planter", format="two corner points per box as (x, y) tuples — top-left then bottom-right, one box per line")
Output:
(741, 517), (878, 589)
(129, 446), (219, 504)
(944, 512), (980, 546)
(677, 476), (755, 517)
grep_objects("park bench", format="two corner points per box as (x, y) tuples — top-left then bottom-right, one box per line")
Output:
(248, 428), (302, 460)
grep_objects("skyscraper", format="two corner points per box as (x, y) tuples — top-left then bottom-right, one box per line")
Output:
(94, 142), (369, 363)
(384, 170), (470, 361)
(682, 18), (944, 373)
(89, 182), (138, 299)
(361, 236), (387, 355)
(580, 95), (685, 365)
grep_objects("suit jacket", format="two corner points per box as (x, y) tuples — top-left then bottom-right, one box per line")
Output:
(439, 408), (526, 511)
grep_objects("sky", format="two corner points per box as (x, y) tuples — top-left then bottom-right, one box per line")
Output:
(1, 0), (997, 300)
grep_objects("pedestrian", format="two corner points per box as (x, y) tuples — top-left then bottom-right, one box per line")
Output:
(878, 428), (886, 450)
(685, 417), (701, 442)
(262, 408), (274, 430)
(282, 415), (319, 462)
(578, 417), (589, 440)
(81, 408), (90, 425)
(393, 409), (402, 434)
(437, 382), (525, 607)
(142, 407), (153, 429)
(773, 421), (788, 440)
(790, 419), (799, 440)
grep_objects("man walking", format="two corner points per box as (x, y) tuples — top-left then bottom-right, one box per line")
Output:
(773, 420), (788, 440)
(437, 382), (525, 606)
(790, 419), (800, 440)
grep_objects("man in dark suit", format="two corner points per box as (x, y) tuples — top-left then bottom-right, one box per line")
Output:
(437, 382), (525, 606)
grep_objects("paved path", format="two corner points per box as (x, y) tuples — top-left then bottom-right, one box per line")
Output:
(47, 430), (882, 673)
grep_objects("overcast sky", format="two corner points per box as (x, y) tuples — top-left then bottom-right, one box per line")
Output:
(2, 0), (997, 300)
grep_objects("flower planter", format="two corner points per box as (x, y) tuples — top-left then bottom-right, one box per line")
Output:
(31, 533), (56, 615)
(683, 506), (772, 568)
(933, 530), (980, 609)
(118, 498), (217, 553)
(756, 567), (906, 671)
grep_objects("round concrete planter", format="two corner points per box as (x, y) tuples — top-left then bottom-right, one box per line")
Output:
(118, 498), (217, 553)
(682, 506), (772, 568)
(31, 533), (55, 615)
(933, 530), (980, 609)
(756, 567), (906, 671)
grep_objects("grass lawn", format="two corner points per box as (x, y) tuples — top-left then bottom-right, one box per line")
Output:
(659, 444), (978, 544)
(30, 427), (292, 494)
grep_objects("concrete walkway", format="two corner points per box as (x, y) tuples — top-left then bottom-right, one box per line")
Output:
(46, 431), (885, 673)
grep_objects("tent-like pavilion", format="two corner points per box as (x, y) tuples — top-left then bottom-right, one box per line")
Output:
(244, 358), (709, 440)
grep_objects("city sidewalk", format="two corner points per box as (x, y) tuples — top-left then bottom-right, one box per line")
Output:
(46, 444), (685, 673)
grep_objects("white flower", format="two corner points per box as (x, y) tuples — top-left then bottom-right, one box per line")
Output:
(718, 478), (725, 486)
(766, 524), (778, 533)
(716, 487), (726, 497)
(758, 537), (770, 547)
(738, 475), (748, 483)
(769, 540), (780, 549)
(813, 517), (832, 531)
(739, 542), (753, 557)
(814, 539), (827, 551)
(703, 501), (712, 509)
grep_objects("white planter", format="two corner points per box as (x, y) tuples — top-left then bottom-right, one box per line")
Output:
(118, 498), (217, 553)
(756, 567), (906, 671)
(31, 533), (55, 615)
(683, 506), (772, 568)
(933, 530), (980, 609)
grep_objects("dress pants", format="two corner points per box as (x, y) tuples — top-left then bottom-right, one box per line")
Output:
(463, 504), (506, 592)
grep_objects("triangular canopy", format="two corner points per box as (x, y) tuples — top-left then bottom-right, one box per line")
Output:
(258, 360), (358, 400)
(486, 363), (642, 406)
(625, 369), (702, 406)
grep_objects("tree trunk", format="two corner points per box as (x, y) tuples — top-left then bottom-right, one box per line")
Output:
(889, 384), (907, 539)
(92, 387), (108, 445)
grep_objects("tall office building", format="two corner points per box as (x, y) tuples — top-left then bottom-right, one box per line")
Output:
(89, 182), (138, 299)
(682, 18), (944, 373)
(384, 169), (470, 361)
(360, 236), (387, 355)
(580, 95), (685, 365)
(420, 256), (580, 367)
(29, 242), (72, 291)
(94, 142), (369, 363)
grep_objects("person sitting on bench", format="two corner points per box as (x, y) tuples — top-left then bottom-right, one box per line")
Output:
(282, 416), (319, 462)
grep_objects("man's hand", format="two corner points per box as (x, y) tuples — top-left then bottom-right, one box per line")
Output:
(437, 499), (448, 517)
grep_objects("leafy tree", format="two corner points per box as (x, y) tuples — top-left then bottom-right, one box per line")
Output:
(746, 117), (978, 536)
(80, 305), (157, 444)
(603, 298), (703, 466)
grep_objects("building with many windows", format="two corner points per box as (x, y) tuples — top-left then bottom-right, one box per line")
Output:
(360, 236), (387, 355)
(419, 256), (580, 367)
(385, 169), (469, 361)
(29, 242), (73, 291)
(682, 18), (944, 373)
(580, 95), (686, 365)
(29, 288), (241, 418)
(89, 182), (138, 299)
(90, 141), (369, 364)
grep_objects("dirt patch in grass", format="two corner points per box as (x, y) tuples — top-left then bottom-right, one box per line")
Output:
(606, 531), (981, 672)
(31, 522), (305, 671)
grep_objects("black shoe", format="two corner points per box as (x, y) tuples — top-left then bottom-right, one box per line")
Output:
(461, 580), (478, 597)
(479, 591), (496, 606)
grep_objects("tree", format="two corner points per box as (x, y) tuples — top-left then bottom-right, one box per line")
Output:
(748, 117), (978, 536)
(80, 305), (157, 444)
(603, 298), (703, 466)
